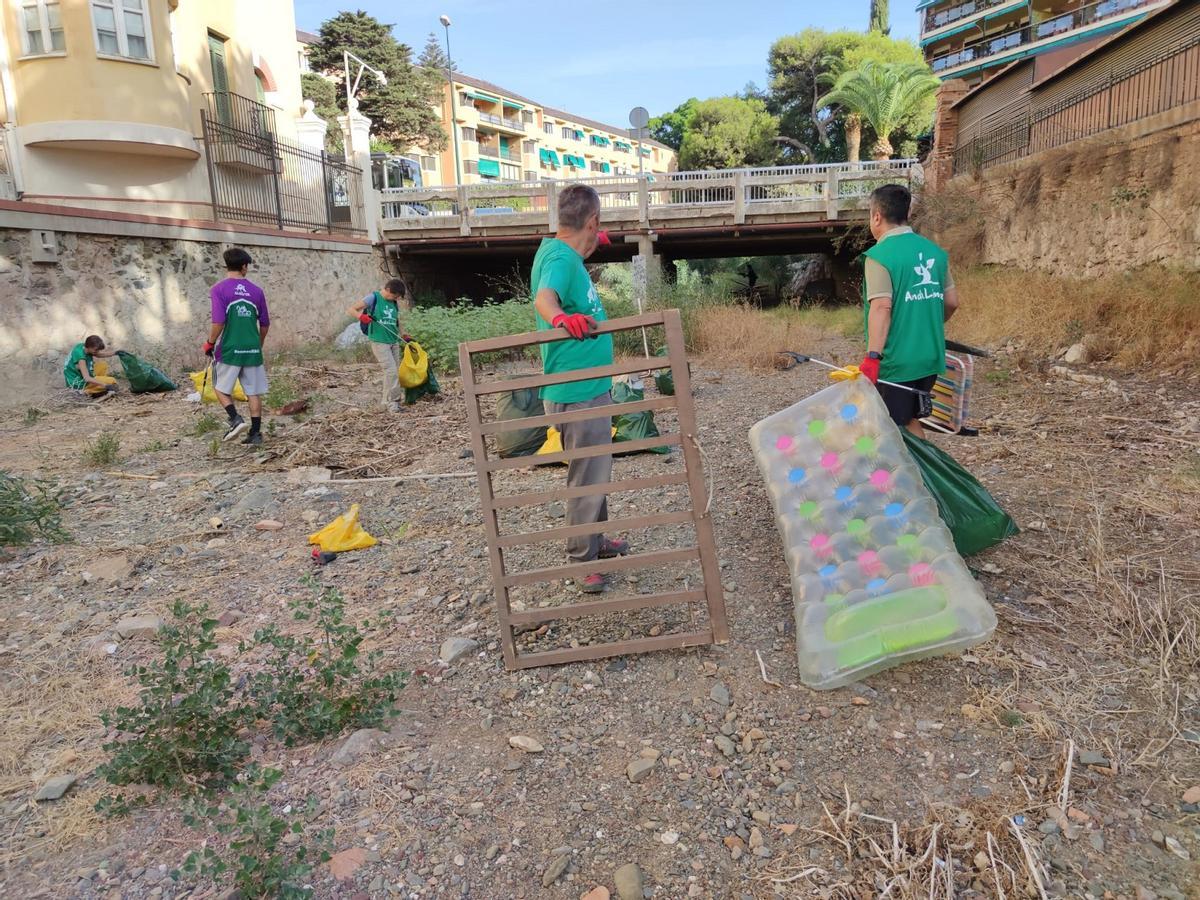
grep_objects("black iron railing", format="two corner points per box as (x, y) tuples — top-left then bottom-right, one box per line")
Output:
(200, 111), (366, 236)
(204, 91), (278, 140)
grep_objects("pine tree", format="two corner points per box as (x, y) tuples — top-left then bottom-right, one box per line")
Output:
(305, 11), (447, 152)
(418, 32), (453, 73)
(869, 0), (890, 35)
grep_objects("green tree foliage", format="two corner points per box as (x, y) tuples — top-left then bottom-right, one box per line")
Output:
(818, 61), (940, 159)
(870, 0), (890, 35)
(647, 98), (698, 151)
(417, 32), (453, 72)
(299, 72), (343, 154)
(305, 11), (446, 153)
(678, 97), (779, 170)
(768, 29), (933, 163)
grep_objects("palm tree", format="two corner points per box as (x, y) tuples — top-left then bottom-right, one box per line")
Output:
(817, 61), (940, 160)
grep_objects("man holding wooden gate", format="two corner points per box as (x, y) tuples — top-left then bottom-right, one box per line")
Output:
(531, 184), (628, 594)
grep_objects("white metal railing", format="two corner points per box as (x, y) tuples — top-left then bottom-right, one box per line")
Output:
(378, 160), (919, 235)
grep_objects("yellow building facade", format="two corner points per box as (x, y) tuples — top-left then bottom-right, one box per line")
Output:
(431, 73), (675, 187)
(1, 0), (308, 218)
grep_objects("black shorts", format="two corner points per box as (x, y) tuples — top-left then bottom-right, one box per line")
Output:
(876, 374), (937, 428)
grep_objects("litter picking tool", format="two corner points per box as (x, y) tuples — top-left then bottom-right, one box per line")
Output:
(777, 351), (980, 438)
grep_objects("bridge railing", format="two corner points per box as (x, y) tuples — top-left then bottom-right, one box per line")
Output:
(378, 159), (920, 236)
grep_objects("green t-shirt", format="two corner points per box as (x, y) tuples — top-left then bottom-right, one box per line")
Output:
(367, 292), (400, 345)
(532, 238), (613, 404)
(63, 343), (92, 389)
(862, 231), (949, 382)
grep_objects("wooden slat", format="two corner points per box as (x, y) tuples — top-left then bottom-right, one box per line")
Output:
(509, 589), (706, 625)
(509, 629), (714, 669)
(496, 510), (695, 548)
(483, 433), (680, 472)
(502, 546), (700, 587)
(461, 311), (665, 354)
(472, 357), (670, 395)
(480, 395), (677, 435)
(491, 472), (689, 509)
(663, 309), (730, 645)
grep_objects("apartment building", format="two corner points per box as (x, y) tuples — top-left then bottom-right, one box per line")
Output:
(920, 0), (1176, 85)
(0, 0), (314, 220)
(435, 73), (675, 186)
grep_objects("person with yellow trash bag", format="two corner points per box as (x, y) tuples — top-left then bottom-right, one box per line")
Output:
(347, 278), (413, 413)
(63, 335), (122, 399)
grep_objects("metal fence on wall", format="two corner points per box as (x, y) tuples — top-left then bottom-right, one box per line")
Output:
(954, 31), (1200, 175)
(200, 111), (366, 236)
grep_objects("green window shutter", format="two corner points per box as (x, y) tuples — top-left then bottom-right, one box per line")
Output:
(601, 162), (611, 173)
(477, 158), (501, 177)
(548, 151), (560, 166)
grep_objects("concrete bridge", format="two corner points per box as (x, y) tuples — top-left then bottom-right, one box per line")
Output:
(377, 160), (921, 299)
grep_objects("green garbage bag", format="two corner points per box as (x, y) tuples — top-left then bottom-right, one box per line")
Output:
(494, 388), (548, 458)
(653, 347), (674, 396)
(902, 430), (1018, 556)
(115, 350), (176, 393)
(612, 381), (670, 454)
(403, 365), (440, 405)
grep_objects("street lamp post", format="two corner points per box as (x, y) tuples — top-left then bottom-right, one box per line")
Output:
(440, 14), (461, 186)
(342, 49), (387, 157)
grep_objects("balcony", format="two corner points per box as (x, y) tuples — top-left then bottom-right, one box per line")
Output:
(478, 144), (521, 162)
(203, 91), (280, 174)
(922, 0), (1020, 38)
(930, 0), (1162, 75)
(477, 111), (526, 132)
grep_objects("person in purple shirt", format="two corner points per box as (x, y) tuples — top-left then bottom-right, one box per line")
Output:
(203, 248), (270, 445)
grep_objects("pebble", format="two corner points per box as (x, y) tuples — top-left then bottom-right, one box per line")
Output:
(660, 831), (680, 845)
(581, 888), (610, 900)
(330, 728), (386, 766)
(113, 615), (164, 640)
(1038, 819), (1061, 835)
(254, 519), (284, 531)
(710, 683), (731, 707)
(1077, 749), (1110, 767)
(439, 636), (479, 665)
(34, 774), (77, 802)
(509, 735), (544, 753)
(714, 735), (736, 757)
(626, 758), (655, 784)
(542, 853), (570, 887)
(613, 863), (644, 900)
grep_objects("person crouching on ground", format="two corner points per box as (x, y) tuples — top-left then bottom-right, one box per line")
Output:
(63, 335), (120, 399)
(858, 183), (960, 438)
(531, 183), (627, 594)
(203, 247), (271, 446)
(347, 278), (412, 412)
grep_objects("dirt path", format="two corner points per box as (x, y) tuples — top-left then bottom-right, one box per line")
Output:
(1, 344), (1197, 899)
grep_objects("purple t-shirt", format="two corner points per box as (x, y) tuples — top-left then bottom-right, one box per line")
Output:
(210, 278), (269, 363)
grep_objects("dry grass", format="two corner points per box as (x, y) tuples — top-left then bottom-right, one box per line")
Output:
(950, 265), (1200, 370)
(692, 305), (861, 370)
(755, 787), (1048, 899)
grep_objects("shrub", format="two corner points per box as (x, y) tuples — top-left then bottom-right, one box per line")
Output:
(191, 412), (223, 436)
(248, 577), (407, 745)
(178, 767), (331, 900)
(83, 432), (121, 467)
(97, 601), (248, 792)
(404, 300), (536, 371)
(0, 472), (68, 546)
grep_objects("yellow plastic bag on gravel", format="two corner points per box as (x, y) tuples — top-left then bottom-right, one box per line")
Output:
(308, 504), (377, 553)
(189, 366), (247, 402)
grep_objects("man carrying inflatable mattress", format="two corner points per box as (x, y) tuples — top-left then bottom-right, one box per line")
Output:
(858, 183), (960, 438)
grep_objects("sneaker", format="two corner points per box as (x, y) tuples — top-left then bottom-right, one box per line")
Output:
(598, 537), (630, 559)
(223, 415), (248, 442)
(241, 432), (263, 446)
(581, 573), (607, 594)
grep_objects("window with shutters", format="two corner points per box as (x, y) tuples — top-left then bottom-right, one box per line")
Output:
(464, 160), (479, 174)
(522, 139), (536, 154)
(522, 110), (535, 123)
(208, 33), (231, 123)
(421, 156), (437, 171)
(20, 0), (65, 56)
(91, 0), (153, 61)
(543, 122), (554, 135)
(461, 126), (477, 142)
(524, 170), (537, 181)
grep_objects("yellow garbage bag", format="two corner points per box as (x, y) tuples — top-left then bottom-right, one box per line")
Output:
(308, 503), (377, 553)
(535, 425), (617, 463)
(397, 341), (429, 389)
(84, 360), (119, 395)
(828, 364), (862, 382)
(189, 366), (247, 403)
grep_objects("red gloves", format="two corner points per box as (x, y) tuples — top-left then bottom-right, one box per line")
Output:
(859, 355), (881, 384)
(596, 230), (612, 247)
(358, 313), (373, 325)
(202, 341), (215, 357)
(552, 313), (598, 340)
(401, 333), (414, 342)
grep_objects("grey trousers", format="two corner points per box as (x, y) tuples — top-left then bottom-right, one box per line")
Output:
(369, 341), (403, 406)
(544, 391), (613, 563)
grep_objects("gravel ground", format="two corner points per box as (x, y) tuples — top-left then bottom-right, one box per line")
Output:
(1, 340), (1197, 900)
